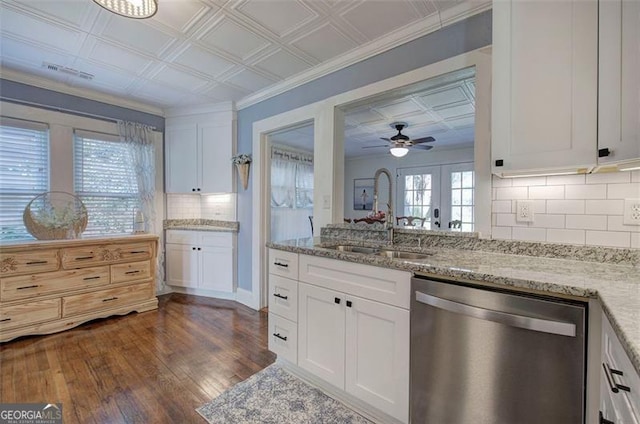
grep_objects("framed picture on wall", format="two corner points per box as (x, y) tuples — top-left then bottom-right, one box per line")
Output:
(353, 178), (374, 211)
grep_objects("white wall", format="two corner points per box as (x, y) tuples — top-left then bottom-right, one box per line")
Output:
(491, 172), (640, 248)
(344, 147), (474, 220)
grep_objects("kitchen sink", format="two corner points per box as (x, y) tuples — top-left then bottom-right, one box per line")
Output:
(376, 250), (433, 260)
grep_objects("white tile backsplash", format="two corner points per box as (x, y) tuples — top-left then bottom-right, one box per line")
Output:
(491, 173), (640, 248)
(166, 193), (236, 221)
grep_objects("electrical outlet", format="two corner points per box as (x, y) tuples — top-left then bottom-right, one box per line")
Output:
(623, 198), (640, 225)
(516, 200), (535, 223)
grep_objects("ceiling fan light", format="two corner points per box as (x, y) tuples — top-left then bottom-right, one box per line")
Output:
(390, 146), (409, 157)
(93, 0), (158, 19)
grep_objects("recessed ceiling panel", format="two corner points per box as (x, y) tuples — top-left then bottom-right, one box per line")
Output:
(19, 0), (93, 27)
(236, 0), (317, 37)
(152, 0), (212, 33)
(446, 115), (475, 129)
(374, 99), (424, 119)
(88, 39), (154, 75)
(0, 36), (74, 69)
(417, 85), (470, 109)
(345, 108), (386, 126)
(199, 18), (270, 61)
(173, 44), (236, 78)
(205, 83), (249, 102)
(150, 65), (211, 91)
(340, 1), (420, 40)
(100, 15), (175, 56)
(253, 49), (312, 79)
(433, 103), (474, 119)
(224, 69), (275, 92)
(0, 8), (83, 53)
(291, 24), (357, 62)
(71, 59), (138, 89)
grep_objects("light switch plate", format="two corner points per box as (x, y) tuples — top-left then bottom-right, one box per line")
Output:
(516, 200), (534, 223)
(623, 198), (640, 225)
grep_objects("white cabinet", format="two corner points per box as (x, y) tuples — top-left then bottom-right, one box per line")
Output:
(267, 249), (299, 364)
(600, 314), (640, 423)
(492, 0), (598, 175)
(598, 0), (640, 166)
(165, 230), (235, 293)
(297, 254), (410, 423)
(165, 111), (235, 193)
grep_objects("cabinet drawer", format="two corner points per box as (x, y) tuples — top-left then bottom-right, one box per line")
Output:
(269, 274), (298, 322)
(1, 266), (109, 302)
(0, 298), (61, 330)
(111, 261), (151, 284)
(200, 232), (233, 247)
(166, 230), (199, 245)
(268, 249), (298, 280)
(268, 313), (297, 364)
(62, 282), (153, 317)
(0, 250), (59, 277)
(299, 254), (411, 309)
(62, 242), (152, 269)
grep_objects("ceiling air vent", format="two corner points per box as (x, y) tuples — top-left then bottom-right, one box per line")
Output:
(42, 62), (94, 81)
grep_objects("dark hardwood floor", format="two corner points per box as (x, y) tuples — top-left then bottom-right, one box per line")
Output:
(0, 294), (276, 423)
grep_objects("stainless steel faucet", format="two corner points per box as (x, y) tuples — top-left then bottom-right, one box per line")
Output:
(373, 168), (394, 243)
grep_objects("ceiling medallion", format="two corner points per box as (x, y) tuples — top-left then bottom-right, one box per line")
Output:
(93, 0), (158, 19)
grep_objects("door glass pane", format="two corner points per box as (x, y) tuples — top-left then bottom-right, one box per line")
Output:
(451, 172), (461, 189)
(462, 188), (473, 205)
(448, 169), (475, 232)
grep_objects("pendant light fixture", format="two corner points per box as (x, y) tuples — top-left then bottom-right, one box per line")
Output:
(93, 0), (158, 19)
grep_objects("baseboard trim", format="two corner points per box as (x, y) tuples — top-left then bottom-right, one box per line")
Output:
(235, 287), (258, 310)
(277, 359), (404, 424)
(169, 286), (236, 301)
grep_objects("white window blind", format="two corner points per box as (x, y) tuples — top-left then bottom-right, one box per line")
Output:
(0, 117), (49, 241)
(74, 130), (138, 236)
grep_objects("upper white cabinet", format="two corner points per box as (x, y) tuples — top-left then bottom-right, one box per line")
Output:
(165, 105), (236, 193)
(598, 0), (640, 166)
(492, 0), (598, 175)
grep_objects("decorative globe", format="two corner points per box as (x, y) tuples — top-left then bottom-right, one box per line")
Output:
(23, 192), (88, 240)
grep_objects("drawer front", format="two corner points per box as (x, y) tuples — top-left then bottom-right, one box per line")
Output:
(0, 298), (61, 330)
(268, 249), (299, 280)
(165, 230), (199, 245)
(1, 266), (109, 302)
(268, 274), (298, 322)
(200, 232), (233, 247)
(603, 317), (640, 422)
(111, 261), (151, 284)
(299, 254), (411, 309)
(62, 242), (152, 269)
(0, 250), (59, 277)
(268, 313), (297, 364)
(62, 282), (153, 317)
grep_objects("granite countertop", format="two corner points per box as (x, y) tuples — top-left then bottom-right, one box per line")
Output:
(268, 237), (640, 374)
(164, 219), (239, 233)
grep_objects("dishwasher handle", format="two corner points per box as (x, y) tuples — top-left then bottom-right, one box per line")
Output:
(415, 291), (576, 337)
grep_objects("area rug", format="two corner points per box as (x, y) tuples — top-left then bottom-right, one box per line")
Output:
(196, 364), (373, 424)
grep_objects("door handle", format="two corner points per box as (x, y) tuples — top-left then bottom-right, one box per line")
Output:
(415, 291), (576, 337)
(603, 362), (631, 393)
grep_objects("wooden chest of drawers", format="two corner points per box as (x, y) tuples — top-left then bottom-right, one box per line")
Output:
(0, 235), (158, 342)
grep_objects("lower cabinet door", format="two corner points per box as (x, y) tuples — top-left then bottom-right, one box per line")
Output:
(199, 246), (233, 292)
(345, 296), (410, 424)
(298, 282), (345, 389)
(165, 244), (198, 288)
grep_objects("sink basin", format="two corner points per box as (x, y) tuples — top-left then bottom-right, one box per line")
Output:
(327, 245), (380, 254)
(376, 250), (433, 260)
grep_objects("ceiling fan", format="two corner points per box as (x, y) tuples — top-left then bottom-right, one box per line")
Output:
(363, 122), (435, 157)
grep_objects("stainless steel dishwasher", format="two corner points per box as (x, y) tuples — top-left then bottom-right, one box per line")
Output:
(411, 275), (586, 424)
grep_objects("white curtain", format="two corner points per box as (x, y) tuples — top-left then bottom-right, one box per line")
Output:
(270, 147), (313, 242)
(118, 120), (164, 290)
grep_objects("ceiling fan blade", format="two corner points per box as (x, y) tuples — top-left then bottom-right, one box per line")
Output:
(411, 136), (435, 144)
(362, 145), (389, 149)
(380, 137), (391, 141)
(410, 144), (434, 151)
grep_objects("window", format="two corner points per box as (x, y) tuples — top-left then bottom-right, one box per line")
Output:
(402, 173), (434, 227)
(0, 118), (49, 241)
(74, 130), (138, 236)
(449, 169), (475, 232)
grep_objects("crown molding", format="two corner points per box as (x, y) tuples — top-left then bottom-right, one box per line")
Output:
(0, 67), (165, 117)
(236, 1), (492, 110)
(164, 101), (236, 118)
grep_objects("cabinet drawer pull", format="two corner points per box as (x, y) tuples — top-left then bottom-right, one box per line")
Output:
(603, 362), (631, 393)
(102, 297), (119, 302)
(346, 300), (352, 308)
(26, 261), (48, 265)
(334, 297), (340, 304)
(0, 318), (11, 322)
(273, 261), (288, 268)
(273, 333), (287, 341)
(75, 256), (94, 261)
(125, 270), (141, 275)
(129, 250), (146, 254)
(273, 293), (288, 300)
(16, 285), (39, 290)
(83, 276), (101, 281)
